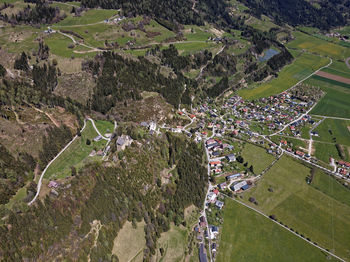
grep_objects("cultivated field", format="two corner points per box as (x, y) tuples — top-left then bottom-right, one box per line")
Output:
(241, 143), (276, 174)
(238, 51), (329, 99)
(241, 156), (350, 260)
(217, 198), (338, 262)
(315, 71), (350, 85)
(287, 31), (350, 60)
(307, 76), (350, 118)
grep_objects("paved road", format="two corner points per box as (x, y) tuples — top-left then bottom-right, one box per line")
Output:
(88, 118), (109, 140)
(203, 126), (216, 262)
(269, 102), (318, 137)
(28, 119), (87, 205)
(222, 193), (346, 262)
(284, 57), (333, 94)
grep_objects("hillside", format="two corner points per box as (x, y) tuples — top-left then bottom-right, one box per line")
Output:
(0, 0), (350, 261)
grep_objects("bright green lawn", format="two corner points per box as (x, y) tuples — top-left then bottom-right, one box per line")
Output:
(241, 143), (275, 174)
(241, 156), (350, 260)
(217, 198), (338, 262)
(44, 121), (107, 179)
(287, 31), (350, 60)
(238, 51), (329, 99)
(94, 120), (114, 135)
(313, 119), (350, 146)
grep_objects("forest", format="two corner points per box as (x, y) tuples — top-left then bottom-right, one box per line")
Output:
(0, 128), (207, 261)
(240, 0), (348, 30)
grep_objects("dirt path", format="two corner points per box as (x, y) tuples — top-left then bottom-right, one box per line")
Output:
(31, 106), (60, 127)
(346, 57), (350, 70)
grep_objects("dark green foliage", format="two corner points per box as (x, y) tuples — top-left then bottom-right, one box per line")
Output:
(0, 63), (6, 77)
(14, 52), (29, 71)
(90, 51), (193, 113)
(240, 0), (347, 30)
(205, 51), (237, 77)
(38, 125), (73, 169)
(267, 49), (293, 71)
(32, 63), (58, 92)
(207, 77), (229, 98)
(1, 0), (64, 25)
(0, 144), (34, 204)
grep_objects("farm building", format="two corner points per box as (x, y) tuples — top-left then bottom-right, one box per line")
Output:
(226, 153), (236, 162)
(226, 173), (241, 181)
(231, 181), (248, 191)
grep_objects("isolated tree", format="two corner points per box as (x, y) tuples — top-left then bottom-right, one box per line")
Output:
(71, 166), (76, 176)
(86, 138), (91, 145)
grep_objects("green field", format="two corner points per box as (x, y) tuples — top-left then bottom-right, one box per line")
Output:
(241, 143), (275, 174)
(54, 9), (117, 26)
(241, 156), (350, 260)
(94, 120), (114, 136)
(287, 31), (350, 60)
(311, 169), (350, 207)
(313, 119), (350, 146)
(238, 51), (329, 99)
(217, 198), (338, 262)
(313, 142), (341, 163)
(307, 76), (350, 118)
(44, 120), (107, 179)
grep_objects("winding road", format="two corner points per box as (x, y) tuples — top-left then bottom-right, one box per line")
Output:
(28, 118), (111, 205)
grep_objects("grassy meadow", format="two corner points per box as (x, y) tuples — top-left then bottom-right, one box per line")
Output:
(238, 51), (329, 99)
(112, 221), (146, 262)
(287, 31), (350, 60)
(313, 119), (350, 146)
(217, 198), (338, 262)
(241, 156), (350, 260)
(44, 120), (107, 179)
(241, 143), (275, 174)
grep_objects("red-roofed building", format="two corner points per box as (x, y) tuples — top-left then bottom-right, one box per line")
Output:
(213, 189), (219, 195)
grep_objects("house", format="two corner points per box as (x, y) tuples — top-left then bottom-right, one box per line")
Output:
(48, 181), (59, 188)
(96, 150), (104, 156)
(226, 153), (236, 162)
(116, 135), (133, 151)
(140, 121), (148, 127)
(209, 161), (221, 168)
(226, 173), (241, 181)
(94, 135), (102, 142)
(89, 150), (96, 157)
(207, 192), (217, 203)
(218, 182), (227, 190)
(213, 189), (219, 195)
(215, 200), (224, 209)
(295, 150), (305, 157)
(149, 122), (157, 131)
(231, 180), (248, 192)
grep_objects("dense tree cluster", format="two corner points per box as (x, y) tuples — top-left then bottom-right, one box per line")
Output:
(0, 144), (34, 204)
(87, 50), (196, 113)
(0, 0), (64, 25)
(240, 0), (348, 30)
(32, 62), (58, 92)
(14, 52), (30, 71)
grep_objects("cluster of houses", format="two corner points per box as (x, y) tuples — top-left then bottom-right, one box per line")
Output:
(228, 93), (313, 133)
(336, 160), (350, 177)
(325, 32), (349, 42)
